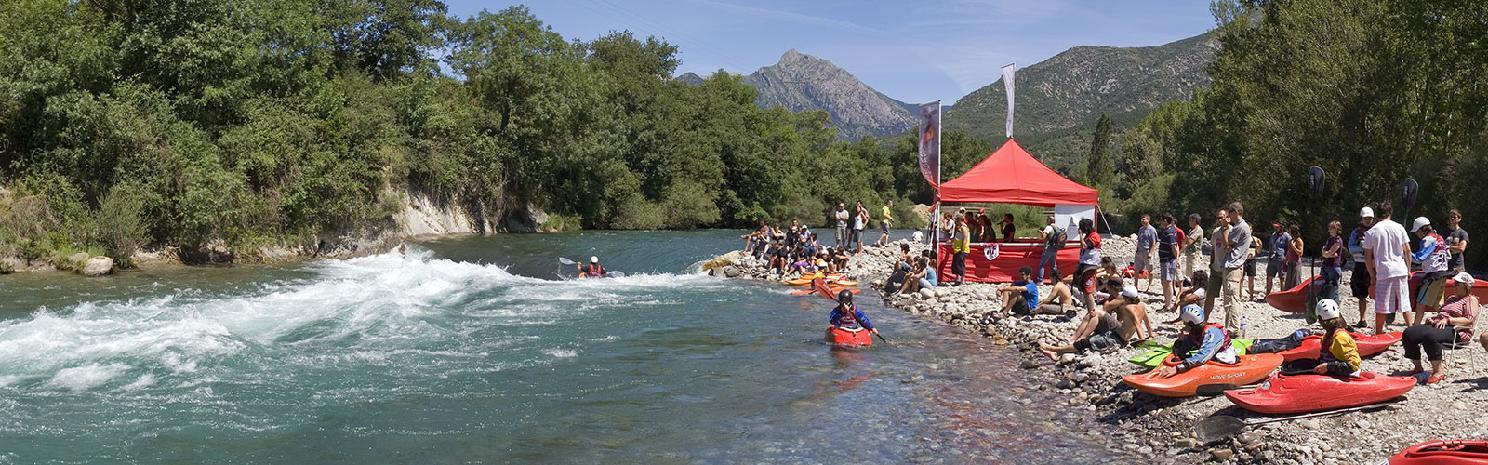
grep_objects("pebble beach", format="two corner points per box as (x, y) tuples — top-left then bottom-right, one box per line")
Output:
(705, 235), (1488, 464)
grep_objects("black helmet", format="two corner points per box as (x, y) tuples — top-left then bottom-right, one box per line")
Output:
(837, 289), (853, 304)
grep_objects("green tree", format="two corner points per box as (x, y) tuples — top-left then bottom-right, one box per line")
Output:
(1085, 113), (1115, 188)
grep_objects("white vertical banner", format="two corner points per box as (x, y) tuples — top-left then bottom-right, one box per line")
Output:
(1002, 63), (1016, 138)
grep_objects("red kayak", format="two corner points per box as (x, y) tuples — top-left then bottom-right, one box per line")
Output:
(1277, 332), (1402, 362)
(1270, 272), (1488, 313)
(1224, 372), (1415, 415)
(1388, 440), (1488, 464)
(826, 326), (872, 348)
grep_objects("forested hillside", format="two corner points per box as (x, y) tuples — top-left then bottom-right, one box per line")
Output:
(1108, 0), (1488, 268)
(0, 1), (974, 266)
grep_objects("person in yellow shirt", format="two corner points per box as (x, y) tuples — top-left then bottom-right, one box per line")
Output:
(1302, 299), (1362, 377)
(876, 200), (895, 246)
(951, 213), (971, 285)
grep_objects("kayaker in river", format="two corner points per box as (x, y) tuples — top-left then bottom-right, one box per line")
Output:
(1290, 299), (1363, 377)
(578, 256), (606, 278)
(829, 290), (879, 337)
(1156, 305), (1238, 377)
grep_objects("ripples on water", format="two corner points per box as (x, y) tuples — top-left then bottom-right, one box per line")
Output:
(0, 232), (1135, 464)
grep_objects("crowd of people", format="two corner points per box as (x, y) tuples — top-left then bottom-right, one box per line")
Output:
(744, 200), (904, 277)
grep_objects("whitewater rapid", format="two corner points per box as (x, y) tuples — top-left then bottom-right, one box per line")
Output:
(0, 249), (721, 395)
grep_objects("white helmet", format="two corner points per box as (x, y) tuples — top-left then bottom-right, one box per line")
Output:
(1316, 299), (1340, 321)
(1180, 304), (1205, 325)
(590, 256), (599, 263)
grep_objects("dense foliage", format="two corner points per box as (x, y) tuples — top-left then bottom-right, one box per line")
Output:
(0, 1), (965, 264)
(1107, 0), (1488, 268)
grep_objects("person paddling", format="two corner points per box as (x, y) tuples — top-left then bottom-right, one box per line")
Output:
(1157, 305), (1238, 378)
(829, 290), (879, 337)
(578, 256), (606, 278)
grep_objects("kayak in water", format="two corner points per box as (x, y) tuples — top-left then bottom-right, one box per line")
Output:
(825, 325), (872, 348)
(1122, 353), (1283, 398)
(1387, 440), (1488, 464)
(826, 289), (878, 348)
(1224, 371), (1415, 415)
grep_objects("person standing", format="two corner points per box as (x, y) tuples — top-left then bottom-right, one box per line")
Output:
(1037, 215), (1063, 284)
(1000, 213), (1017, 243)
(1320, 220), (1344, 303)
(1218, 202), (1253, 337)
(1265, 220), (1292, 296)
(834, 202), (849, 247)
(1075, 218), (1103, 314)
(1410, 217), (1453, 325)
(876, 200), (895, 247)
(1203, 208), (1230, 317)
(1157, 213), (1182, 311)
(852, 201), (868, 253)
(1284, 223), (1304, 290)
(1363, 201), (1413, 335)
(1347, 207), (1376, 328)
(1183, 213), (1205, 281)
(1445, 208), (1469, 272)
(952, 214), (971, 286)
(1135, 214), (1157, 292)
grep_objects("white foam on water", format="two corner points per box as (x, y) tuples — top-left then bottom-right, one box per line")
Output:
(545, 349), (578, 358)
(46, 363), (131, 392)
(0, 249), (723, 392)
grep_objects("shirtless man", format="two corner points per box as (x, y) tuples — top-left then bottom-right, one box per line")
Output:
(1032, 271), (1075, 316)
(1039, 286), (1152, 359)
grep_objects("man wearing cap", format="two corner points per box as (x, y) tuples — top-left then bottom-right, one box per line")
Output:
(1038, 285), (1150, 360)
(1346, 207), (1377, 328)
(1363, 201), (1413, 334)
(1411, 216), (1454, 324)
(578, 256), (606, 278)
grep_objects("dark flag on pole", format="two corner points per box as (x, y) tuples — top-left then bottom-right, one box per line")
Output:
(918, 101), (940, 187)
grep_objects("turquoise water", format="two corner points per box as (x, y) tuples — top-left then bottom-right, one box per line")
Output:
(0, 231), (1133, 464)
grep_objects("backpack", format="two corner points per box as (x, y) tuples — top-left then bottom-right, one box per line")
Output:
(1049, 226), (1067, 247)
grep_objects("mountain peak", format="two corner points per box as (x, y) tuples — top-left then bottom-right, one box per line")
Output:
(778, 48), (819, 66)
(744, 50), (913, 141)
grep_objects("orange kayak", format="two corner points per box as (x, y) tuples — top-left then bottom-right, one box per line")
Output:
(1388, 440), (1488, 464)
(786, 273), (825, 286)
(1122, 353), (1283, 398)
(826, 326), (872, 348)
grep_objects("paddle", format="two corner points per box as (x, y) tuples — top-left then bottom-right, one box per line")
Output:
(1304, 166), (1325, 325)
(558, 257), (576, 266)
(1195, 403), (1393, 444)
(874, 332), (894, 347)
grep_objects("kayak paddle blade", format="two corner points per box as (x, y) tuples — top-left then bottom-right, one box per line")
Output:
(559, 257), (576, 265)
(1195, 415), (1246, 444)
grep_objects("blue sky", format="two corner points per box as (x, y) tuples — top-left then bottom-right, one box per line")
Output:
(444, 1), (1218, 104)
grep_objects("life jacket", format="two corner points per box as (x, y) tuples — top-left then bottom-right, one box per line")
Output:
(584, 263), (605, 276)
(1184, 323), (1232, 354)
(1423, 232), (1451, 273)
(833, 304), (859, 327)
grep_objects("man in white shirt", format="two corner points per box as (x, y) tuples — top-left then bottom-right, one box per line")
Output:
(1363, 201), (1414, 335)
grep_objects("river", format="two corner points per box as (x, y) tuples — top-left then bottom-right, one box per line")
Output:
(0, 231), (1137, 464)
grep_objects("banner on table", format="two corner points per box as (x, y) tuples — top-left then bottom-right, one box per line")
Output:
(1002, 63), (1016, 138)
(917, 100), (940, 186)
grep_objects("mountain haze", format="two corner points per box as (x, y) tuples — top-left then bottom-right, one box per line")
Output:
(945, 33), (1220, 171)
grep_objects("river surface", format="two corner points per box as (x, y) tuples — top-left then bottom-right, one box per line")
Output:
(0, 231), (1137, 464)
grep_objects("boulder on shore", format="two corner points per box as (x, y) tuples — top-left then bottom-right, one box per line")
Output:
(81, 257), (114, 276)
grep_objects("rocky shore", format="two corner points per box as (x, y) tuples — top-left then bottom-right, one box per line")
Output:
(705, 237), (1488, 464)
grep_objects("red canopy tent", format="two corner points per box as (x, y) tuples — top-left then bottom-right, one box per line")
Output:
(936, 139), (1099, 283)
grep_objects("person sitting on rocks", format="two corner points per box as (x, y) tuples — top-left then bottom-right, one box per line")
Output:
(1402, 271), (1478, 384)
(1286, 299), (1362, 377)
(884, 261), (912, 300)
(998, 266), (1040, 317)
(1033, 270), (1074, 316)
(1156, 305), (1238, 377)
(1163, 271), (1209, 324)
(832, 247), (851, 272)
(897, 257), (930, 296)
(917, 256), (938, 290)
(1038, 285), (1149, 359)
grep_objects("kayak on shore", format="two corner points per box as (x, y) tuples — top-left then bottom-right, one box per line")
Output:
(1224, 371), (1415, 415)
(1268, 272), (1488, 313)
(1274, 331), (1401, 362)
(1122, 353), (1284, 398)
(1129, 339), (1257, 368)
(1388, 440), (1488, 464)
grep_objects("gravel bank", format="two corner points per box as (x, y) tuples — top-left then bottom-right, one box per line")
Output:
(705, 236), (1488, 464)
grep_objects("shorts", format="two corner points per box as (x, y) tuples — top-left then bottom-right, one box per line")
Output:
(1074, 333), (1122, 353)
(1374, 276), (1410, 314)
(1244, 259), (1257, 277)
(1417, 274), (1449, 307)
(1075, 264), (1099, 294)
(1134, 253), (1152, 273)
(1350, 263), (1371, 299)
(881, 222), (890, 234)
(1266, 259), (1286, 278)
(1160, 260), (1177, 282)
(1011, 298), (1031, 316)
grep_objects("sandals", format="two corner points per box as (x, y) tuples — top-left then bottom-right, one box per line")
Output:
(1425, 373), (1446, 385)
